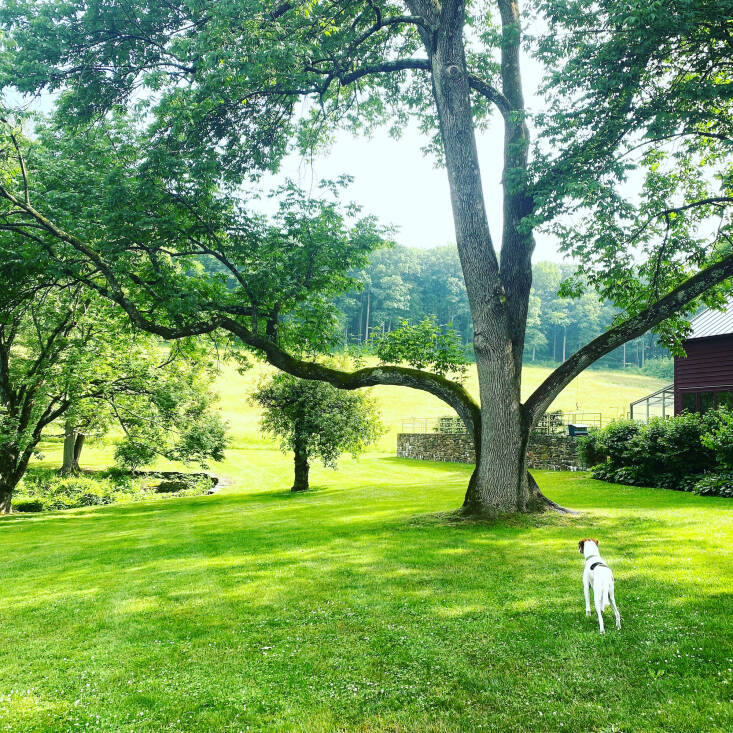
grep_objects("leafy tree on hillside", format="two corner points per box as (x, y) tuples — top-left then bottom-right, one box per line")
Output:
(252, 374), (383, 492)
(0, 0), (731, 515)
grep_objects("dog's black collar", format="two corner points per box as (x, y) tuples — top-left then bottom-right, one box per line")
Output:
(585, 554), (608, 570)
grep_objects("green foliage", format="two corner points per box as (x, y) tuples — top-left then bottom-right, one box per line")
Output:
(534, 0), (733, 352)
(14, 467), (213, 511)
(700, 407), (733, 469)
(252, 373), (384, 470)
(636, 357), (674, 380)
(576, 430), (607, 468)
(692, 472), (733, 498)
(338, 249), (670, 368)
(113, 442), (158, 472)
(586, 409), (733, 492)
(371, 317), (468, 378)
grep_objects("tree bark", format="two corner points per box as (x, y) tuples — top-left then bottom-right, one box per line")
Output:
(418, 0), (532, 515)
(291, 433), (310, 492)
(0, 484), (12, 514)
(60, 421), (79, 475)
(74, 432), (85, 467)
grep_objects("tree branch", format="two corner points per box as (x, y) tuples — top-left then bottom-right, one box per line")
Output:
(524, 253), (733, 425)
(0, 180), (482, 441)
(219, 316), (481, 441)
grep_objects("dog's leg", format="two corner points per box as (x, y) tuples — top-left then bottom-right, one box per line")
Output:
(583, 573), (591, 617)
(595, 592), (605, 633)
(610, 584), (621, 630)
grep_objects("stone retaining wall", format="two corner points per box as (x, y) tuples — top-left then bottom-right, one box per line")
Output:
(396, 432), (585, 471)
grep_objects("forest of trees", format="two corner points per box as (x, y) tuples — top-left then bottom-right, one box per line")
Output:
(336, 246), (671, 371)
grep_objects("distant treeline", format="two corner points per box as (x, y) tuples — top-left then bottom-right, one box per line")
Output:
(335, 245), (671, 371)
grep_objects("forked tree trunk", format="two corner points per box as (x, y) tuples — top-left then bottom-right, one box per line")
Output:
(291, 435), (310, 492)
(424, 0), (538, 514)
(60, 422), (81, 475)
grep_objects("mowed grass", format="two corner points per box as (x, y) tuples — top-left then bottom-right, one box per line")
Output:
(1, 451), (731, 732)
(2, 364), (728, 731)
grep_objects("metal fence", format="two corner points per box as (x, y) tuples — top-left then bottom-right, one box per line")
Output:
(399, 416), (466, 434)
(400, 412), (604, 436)
(531, 411), (603, 435)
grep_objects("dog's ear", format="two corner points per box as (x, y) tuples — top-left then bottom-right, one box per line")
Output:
(578, 539), (585, 553)
(593, 538), (599, 547)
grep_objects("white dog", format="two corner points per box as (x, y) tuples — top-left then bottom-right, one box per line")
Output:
(578, 538), (621, 633)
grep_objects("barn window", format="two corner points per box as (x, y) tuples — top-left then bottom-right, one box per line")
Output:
(699, 392), (715, 412)
(682, 392), (697, 412)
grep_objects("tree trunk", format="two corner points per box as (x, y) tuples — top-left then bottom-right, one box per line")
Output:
(291, 435), (310, 492)
(60, 421), (81, 475)
(462, 350), (533, 514)
(562, 326), (567, 362)
(74, 433), (85, 467)
(364, 289), (371, 343)
(358, 293), (364, 343)
(0, 484), (12, 514)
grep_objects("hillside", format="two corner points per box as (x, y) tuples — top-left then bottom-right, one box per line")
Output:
(212, 360), (667, 453)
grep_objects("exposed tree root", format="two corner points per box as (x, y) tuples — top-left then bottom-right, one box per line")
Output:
(527, 471), (577, 514)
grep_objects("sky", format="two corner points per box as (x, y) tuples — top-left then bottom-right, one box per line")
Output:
(255, 42), (563, 261)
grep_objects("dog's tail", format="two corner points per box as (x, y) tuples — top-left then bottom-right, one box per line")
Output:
(601, 585), (610, 611)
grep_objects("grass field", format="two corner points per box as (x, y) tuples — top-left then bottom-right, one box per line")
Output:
(2, 365), (730, 732)
(1, 455), (731, 732)
(212, 359), (668, 452)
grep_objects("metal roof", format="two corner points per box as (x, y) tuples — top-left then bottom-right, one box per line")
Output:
(688, 299), (733, 340)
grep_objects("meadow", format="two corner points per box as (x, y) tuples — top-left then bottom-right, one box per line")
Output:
(213, 359), (668, 453)
(1, 364), (730, 732)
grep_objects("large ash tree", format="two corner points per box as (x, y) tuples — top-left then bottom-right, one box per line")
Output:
(1, 0), (732, 515)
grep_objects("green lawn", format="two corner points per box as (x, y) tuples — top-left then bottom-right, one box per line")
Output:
(1, 450), (731, 732)
(213, 359), (666, 453)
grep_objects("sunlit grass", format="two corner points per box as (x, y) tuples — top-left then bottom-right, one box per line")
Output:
(1, 451), (731, 732)
(3, 363), (722, 731)
(212, 359), (665, 452)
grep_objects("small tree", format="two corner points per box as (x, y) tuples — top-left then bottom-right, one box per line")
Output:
(252, 374), (383, 492)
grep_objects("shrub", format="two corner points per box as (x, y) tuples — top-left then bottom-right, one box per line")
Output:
(598, 419), (642, 471)
(700, 407), (733, 469)
(586, 410), (728, 494)
(577, 430), (606, 467)
(693, 472), (733, 498)
(43, 476), (115, 510)
(15, 468), (214, 512)
(12, 498), (45, 512)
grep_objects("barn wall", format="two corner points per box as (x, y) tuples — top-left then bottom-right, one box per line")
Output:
(674, 334), (733, 413)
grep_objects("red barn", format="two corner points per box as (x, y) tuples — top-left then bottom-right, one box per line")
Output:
(674, 301), (733, 415)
